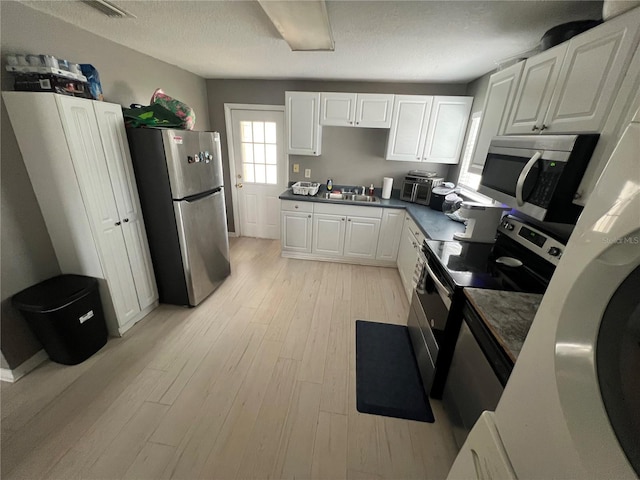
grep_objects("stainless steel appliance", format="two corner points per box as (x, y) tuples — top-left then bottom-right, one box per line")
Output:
(408, 216), (565, 434)
(400, 170), (444, 205)
(126, 128), (230, 307)
(478, 134), (598, 223)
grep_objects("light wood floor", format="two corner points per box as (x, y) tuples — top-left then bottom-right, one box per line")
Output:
(1, 237), (458, 480)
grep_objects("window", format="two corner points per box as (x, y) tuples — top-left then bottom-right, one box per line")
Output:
(457, 112), (482, 190)
(240, 120), (278, 185)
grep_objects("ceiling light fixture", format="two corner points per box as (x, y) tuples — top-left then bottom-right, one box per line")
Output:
(81, 0), (136, 18)
(257, 0), (335, 51)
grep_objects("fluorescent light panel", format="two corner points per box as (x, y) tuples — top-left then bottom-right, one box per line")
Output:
(258, 0), (335, 51)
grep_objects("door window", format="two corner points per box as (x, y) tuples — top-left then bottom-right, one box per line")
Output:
(240, 121), (278, 185)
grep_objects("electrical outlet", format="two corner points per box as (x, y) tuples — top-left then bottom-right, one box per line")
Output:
(293, 163), (300, 173)
(304, 168), (311, 178)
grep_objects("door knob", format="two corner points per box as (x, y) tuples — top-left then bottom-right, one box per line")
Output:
(115, 221), (121, 226)
(540, 124), (547, 131)
(532, 125), (540, 131)
(236, 183), (243, 188)
(123, 218), (129, 223)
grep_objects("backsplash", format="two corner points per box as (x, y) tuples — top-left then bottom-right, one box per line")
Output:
(288, 126), (452, 191)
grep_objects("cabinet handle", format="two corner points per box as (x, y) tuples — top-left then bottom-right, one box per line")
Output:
(295, 205), (299, 209)
(348, 218), (351, 222)
(349, 121), (353, 125)
(417, 156), (420, 160)
(342, 218), (345, 221)
(540, 124), (547, 131)
(115, 221), (121, 226)
(532, 125), (540, 131)
(356, 122), (359, 125)
(308, 215), (311, 218)
(123, 218), (129, 223)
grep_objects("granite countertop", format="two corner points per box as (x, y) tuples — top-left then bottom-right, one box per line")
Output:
(464, 288), (543, 362)
(279, 187), (465, 242)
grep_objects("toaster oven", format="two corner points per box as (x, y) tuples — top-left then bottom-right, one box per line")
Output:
(401, 171), (444, 205)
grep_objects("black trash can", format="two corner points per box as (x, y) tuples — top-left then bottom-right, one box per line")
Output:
(12, 274), (108, 365)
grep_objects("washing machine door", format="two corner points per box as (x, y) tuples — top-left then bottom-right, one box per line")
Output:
(596, 266), (640, 475)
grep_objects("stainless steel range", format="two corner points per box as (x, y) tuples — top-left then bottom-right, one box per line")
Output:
(407, 215), (565, 400)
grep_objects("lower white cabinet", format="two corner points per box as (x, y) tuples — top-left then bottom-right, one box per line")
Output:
(396, 214), (424, 301)
(3, 92), (158, 336)
(376, 209), (404, 261)
(313, 214), (346, 255)
(281, 200), (401, 265)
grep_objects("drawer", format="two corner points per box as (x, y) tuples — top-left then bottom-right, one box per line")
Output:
(281, 200), (314, 213)
(405, 214), (425, 244)
(314, 202), (382, 218)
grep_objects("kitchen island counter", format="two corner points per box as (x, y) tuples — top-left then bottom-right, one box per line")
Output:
(279, 188), (465, 242)
(464, 288), (543, 362)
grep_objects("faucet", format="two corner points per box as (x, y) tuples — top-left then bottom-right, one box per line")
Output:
(360, 186), (366, 195)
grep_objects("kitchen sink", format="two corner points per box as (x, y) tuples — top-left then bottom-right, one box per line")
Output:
(318, 192), (380, 203)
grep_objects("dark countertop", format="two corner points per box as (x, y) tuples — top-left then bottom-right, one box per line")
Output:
(279, 187), (465, 242)
(464, 288), (543, 362)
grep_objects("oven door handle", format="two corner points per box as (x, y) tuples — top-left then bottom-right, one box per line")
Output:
(424, 260), (452, 309)
(515, 151), (542, 206)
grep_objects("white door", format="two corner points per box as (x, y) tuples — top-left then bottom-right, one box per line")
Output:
(422, 96), (473, 164)
(344, 216), (381, 259)
(230, 108), (286, 239)
(285, 92), (322, 155)
(355, 93), (394, 128)
(312, 213), (346, 256)
(93, 102), (158, 310)
(320, 92), (356, 126)
(376, 209), (404, 261)
(386, 95), (433, 161)
(281, 211), (312, 253)
(56, 96), (141, 325)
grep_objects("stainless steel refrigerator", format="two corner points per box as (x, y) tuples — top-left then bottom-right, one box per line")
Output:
(126, 128), (230, 306)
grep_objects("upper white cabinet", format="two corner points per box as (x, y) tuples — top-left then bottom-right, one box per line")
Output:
(386, 95), (473, 163)
(506, 8), (640, 135)
(469, 62), (525, 174)
(285, 91), (322, 156)
(3, 92), (158, 336)
(320, 92), (394, 127)
(386, 95), (433, 161)
(423, 96), (474, 164)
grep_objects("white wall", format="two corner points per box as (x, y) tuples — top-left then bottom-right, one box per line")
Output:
(0, 1), (210, 369)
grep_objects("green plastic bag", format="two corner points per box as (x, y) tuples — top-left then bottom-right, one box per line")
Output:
(123, 104), (184, 128)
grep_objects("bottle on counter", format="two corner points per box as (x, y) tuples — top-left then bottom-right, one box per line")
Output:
(327, 179), (333, 191)
(369, 183), (375, 196)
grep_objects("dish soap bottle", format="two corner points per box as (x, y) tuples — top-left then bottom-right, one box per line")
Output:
(368, 183), (375, 196)
(327, 179), (333, 191)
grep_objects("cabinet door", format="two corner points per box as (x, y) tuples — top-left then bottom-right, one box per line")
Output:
(505, 43), (568, 135)
(386, 95), (433, 161)
(376, 209), (404, 261)
(396, 216), (419, 301)
(56, 96), (141, 325)
(285, 91), (322, 155)
(344, 216), (381, 259)
(422, 96), (473, 164)
(312, 213), (346, 256)
(355, 93), (395, 128)
(469, 62), (524, 174)
(282, 211), (312, 253)
(320, 92), (356, 126)
(543, 9), (640, 134)
(93, 102), (158, 310)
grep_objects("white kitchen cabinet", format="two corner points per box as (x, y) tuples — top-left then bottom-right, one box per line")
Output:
(396, 215), (422, 302)
(281, 211), (313, 253)
(376, 209), (404, 261)
(386, 95), (473, 164)
(506, 8), (640, 135)
(469, 62), (525, 174)
(344, 216), (381, 259)
(386, 95), (433, 161)
(355, 93), (395, 128)
(423, 96), (474, 164)
(312, 213), (346, 256)
(285, 91), (322, 155)
(320, 92), (394, 128)
(3, 92), (158, 336)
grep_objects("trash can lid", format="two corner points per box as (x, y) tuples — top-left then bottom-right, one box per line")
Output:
(12, 274), (98, 313)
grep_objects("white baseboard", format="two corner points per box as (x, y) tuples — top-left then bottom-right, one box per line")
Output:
(281, 251), (397, 268)
(0, 349), (48, 383)
(228, 231), (238, 238)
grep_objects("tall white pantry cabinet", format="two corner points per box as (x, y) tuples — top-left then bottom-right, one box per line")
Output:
(3, 92), (158, 337)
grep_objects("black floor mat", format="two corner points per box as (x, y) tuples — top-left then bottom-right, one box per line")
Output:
(355, 320), (434, 422)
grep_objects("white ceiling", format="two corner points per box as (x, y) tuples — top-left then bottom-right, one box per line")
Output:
(21, 0), (604, 83)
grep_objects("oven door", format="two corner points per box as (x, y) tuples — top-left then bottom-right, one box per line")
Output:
(401, 181), (417, 202)
(413, 182), (432, 205)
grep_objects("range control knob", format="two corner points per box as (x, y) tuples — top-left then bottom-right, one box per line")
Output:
(548, 247), (562, 257)
(502, 221), (515, 231)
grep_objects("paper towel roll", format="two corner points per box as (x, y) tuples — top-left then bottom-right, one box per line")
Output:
(382, 177), (393, 199)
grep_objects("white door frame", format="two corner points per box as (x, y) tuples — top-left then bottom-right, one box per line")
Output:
(224, 103), (287, 237)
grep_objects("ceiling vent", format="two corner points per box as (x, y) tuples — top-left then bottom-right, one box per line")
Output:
(81, 0), (136, 18)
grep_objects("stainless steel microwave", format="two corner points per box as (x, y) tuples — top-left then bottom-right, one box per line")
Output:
(478, 134), (599, 224)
